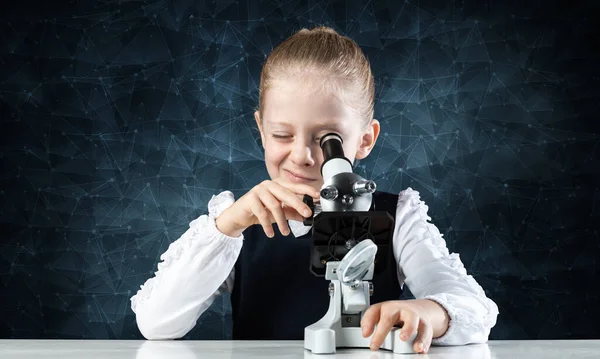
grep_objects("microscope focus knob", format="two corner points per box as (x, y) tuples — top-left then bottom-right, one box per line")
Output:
(341, 194), (354, 206)
(302, 194), (315, 226)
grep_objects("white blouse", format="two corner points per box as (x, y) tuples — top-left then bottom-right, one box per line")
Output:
(130, 187), (499, 344)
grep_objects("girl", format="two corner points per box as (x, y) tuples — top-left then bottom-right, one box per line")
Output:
(130, 26), (498, 354)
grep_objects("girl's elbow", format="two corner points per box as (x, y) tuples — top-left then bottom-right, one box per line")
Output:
(135, 305), (187, 340)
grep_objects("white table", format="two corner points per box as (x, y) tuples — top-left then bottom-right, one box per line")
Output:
(0, 340), (598, 358)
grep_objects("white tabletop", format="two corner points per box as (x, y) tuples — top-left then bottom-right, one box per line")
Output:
(0, 340), (598, 359)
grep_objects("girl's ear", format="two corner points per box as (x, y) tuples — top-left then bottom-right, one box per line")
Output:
(254, 110), (265, 147)
(355, 119), (380, 160)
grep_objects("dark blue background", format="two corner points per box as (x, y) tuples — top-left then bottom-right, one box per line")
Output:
(1, 0), (599, 340)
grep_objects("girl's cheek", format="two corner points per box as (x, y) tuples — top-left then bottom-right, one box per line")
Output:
(266, 145), (287, 162)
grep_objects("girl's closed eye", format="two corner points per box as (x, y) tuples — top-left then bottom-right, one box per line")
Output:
(271, 133), (328, 142)
(272, 133), (292, 139)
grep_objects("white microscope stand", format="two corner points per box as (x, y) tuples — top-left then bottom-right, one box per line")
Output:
(304, 261), (417, 354)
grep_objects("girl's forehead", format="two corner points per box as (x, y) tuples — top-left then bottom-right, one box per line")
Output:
(264, 117), (345, 129)
(262, 81), (357, 126)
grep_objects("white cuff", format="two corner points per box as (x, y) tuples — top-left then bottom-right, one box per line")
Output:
(423, 293), (497, 346)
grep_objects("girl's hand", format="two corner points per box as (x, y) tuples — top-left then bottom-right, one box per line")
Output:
(215, 178), (320, 238)
(361, 299), (450, 354)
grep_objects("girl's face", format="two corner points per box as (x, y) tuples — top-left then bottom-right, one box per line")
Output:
(255, 79), (380, 191)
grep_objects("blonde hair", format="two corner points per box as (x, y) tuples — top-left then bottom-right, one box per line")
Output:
(258, 26), (375, 127)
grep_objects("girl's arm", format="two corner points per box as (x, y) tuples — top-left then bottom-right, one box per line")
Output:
(393, 187), (499, 345)
(130, 191), (243, 340)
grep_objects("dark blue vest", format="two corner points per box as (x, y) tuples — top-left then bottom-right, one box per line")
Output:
(230, 191), (402, 340)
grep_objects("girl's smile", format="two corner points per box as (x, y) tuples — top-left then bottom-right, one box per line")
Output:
(283, 169), (318, 183)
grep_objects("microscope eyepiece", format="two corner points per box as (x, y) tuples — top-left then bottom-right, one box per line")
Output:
(319, 132), (353, 178)
(320, 185), (339, 201)
(353, 180), (377, 195)
(320, 133), (344, 162)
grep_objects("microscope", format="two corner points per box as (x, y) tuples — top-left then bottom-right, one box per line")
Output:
(303, 133), (417, 355)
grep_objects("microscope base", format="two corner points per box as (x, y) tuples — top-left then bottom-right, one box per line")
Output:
(304, 326), (415, 354)
(304, 280), (416, 355)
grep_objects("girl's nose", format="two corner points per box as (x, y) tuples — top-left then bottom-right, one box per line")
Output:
(290, 140), (316, 167)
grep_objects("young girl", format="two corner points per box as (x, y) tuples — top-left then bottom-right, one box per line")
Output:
(130, 26), (498, 354)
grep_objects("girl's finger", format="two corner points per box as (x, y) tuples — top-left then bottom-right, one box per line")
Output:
(370, 307), (399, 350)
(399, 310), (419, 343)
(248, 193), (274, 238)
(256, 188), (290, 236)
(269, 182), (314, 218)
(413, 318), (434, 353)
(273, 178), (321, 199)
(360, 303), (381, 338)
(282, 206), (307, 223)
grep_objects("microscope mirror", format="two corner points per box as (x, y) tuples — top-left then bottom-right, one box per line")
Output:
(336, 239), (378, 287)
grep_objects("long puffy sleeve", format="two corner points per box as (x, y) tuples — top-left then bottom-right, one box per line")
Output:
(393, 187), (499, 345)
(130, 191), (244, 340)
